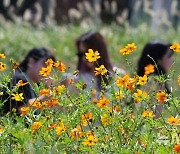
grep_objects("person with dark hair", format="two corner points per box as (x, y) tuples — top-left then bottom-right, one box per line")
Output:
(137, 41), (174, 118)
(71, 31), (124, 92)
(1, 48), (55, 115)
(137, 41), (174, 92)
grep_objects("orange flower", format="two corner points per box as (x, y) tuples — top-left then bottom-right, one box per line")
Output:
(120, 43), (137, 55)
(39, 66), (52, 77)
(30, 100), (43, 109)
(20, 107), (30, 116)
(134, 89), (148, 103)
(50, 123), (57, 128)
(45, 58), (54, 66)
(156, 91), (168, 103)
(70, 125), (84, 139)
(178, 75), (180, 85)
(112, 105), (120, 112)
(125, 43), (137, 53)
(127, 77), (137, 91)
(0, 128), (3, 133)
(17, 80), (28, 87)
(97, 96), (110, 108)
(174, 144), (180, 153)
(47, 99), (58, 107)
(137, 75), (147, 85)
(56, 121), (66, 135)
(0, 62), (6, 71)
(0, 53), (6, 58)
(167, 116), (179, 125)
(32, 122), (42, 133)
(142, 110), (155, 118)
(170, 43), (180, 52)
(94, 65), (107, 76)
(120, 48), (129, 55)
(144, 64), (155, 75)
(82, 135), (98, 147)
(116, 74), (130, 88)
(81, 112), (93, 126)
(54, 61), (66, 72)
(40, 88), (50, 96)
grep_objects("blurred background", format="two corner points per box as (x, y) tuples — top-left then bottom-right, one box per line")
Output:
(0, 0), (180, 29)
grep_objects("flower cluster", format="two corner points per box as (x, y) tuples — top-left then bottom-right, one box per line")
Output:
(0, 42), (179, 153)
(40, 58), (66, 77)
(120, 43), (137, 55)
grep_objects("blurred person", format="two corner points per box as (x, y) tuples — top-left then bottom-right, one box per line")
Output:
(67, 31), (125, 93)
(0, 0), (13, 21)
(16, 0), (38, 17)
(1, 48), (55, 115)
(39, 0), (50, 23)
(137, 41), (174, 117)
(137, 41), (174, 91)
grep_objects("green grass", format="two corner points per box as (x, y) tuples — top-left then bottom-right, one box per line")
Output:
(0, 23), (180, 92)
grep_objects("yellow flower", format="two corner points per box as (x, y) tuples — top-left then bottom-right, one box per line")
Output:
(94, 65), (107, 76)
(54, 61), (66, 72)
(144, 64), (155, 75)
(0, 53), (6, 58)
(116, 74), (130, 88)
(45, 58), (54, 66)
(137, 75), (147, 85)
(178, 75), (180, 85)
(17, 80), (28, 87)
(82, 135), (98, 147)
(53, 85), (66, 95)
(56, 121), (66, 135)
(11, 93), (24, 102)
(115, 91), (124, 100)
(40, 88), (50, 96)
(97, 96), (110, 108)
(142, 110), (155, 118)
(134, 89), (148, 103)
(167, 116), (179, 125)
(120, 48), (130, 55)
(170, 43), (180, 52)
(32, 122), (42, 133)
(120, 43), (137, 55)
(156, 91), (168, 103)
(0, 128), (3, 133)
(39, 66), (52, 77)
(20, 107), (30, 116)
(81, 112), (93, 126)
(70, 125), (84, 139)
(85, 49), (100, 62)
(101, 113), (111, 126)
(0, 62), (6, 71)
